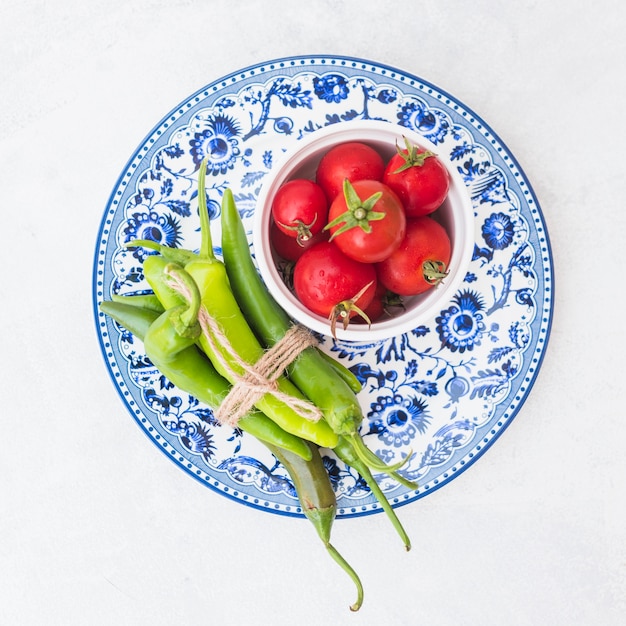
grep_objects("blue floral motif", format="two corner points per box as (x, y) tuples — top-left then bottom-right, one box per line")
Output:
(420, 421), (475, 467)
(321, 452), (369, 497)
(217, 456), (298, 498)
(313, 74), (350, 103)
(141, 384), (220, 464)
(132, 187), (154, 206)
(368, 393), (431, 447)
(508, 320), (529, 347)
(241, 78), (312, 140)
(485, 243), (535, 315)
(332, 325), (430, 366)
(436, 290), (486, 353)
(487, 321), (530, 363)
(397, 99), (450, 144)
(122, 211), (183, 261)
(322, 454), (343, 487)
(470, 359), (517, 400)
(455, 154), (509, 205)
(444, 376), (471, 403)
(162, 199), (191, 218)
(241, 170), (267, 189)
(189, 114), (241, 175)
(482, 212), (515, 250)
(272, 116), (294, 134)
(164, 416), (217, 461)
(111, 264), (144, 290)
(162, 143), (185, 159)
(376, 88), (397, 104)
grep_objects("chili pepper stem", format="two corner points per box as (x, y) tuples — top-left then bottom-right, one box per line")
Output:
(124, 239), (197, 265)
(305, 506), (364, 605)
(335, 437), (412, 551)
(198, 157), (216, 260)
(325, 542), (364, 611)
(349, 432), (413, 474)
(351, 440), (419, 491)
(359, 478), (410, 551)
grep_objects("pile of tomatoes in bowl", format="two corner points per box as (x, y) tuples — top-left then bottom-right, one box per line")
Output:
(268, 137), (453, 336)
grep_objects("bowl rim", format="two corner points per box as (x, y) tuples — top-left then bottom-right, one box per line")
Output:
(253, 119), (474, 342)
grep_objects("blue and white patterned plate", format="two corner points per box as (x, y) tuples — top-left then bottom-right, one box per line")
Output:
(93, 55), (553, 518)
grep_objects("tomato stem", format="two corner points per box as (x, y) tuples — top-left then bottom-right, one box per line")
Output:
(423, 260), (449, 286)
(329, 281), (373, 337)
(392, 136), (436, 174)
(324, 179), (385, 238)
(276, 216), (317, 246)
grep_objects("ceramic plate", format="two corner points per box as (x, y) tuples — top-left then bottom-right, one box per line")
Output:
(93, 55), (553, 518)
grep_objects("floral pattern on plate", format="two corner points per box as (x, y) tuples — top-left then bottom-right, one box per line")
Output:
(93, 56), (553, 518)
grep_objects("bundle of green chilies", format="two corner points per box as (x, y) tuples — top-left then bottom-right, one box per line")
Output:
(99, 160), (417, 611)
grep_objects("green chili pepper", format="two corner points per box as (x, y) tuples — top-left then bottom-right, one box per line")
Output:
(126, 238), (197, 266)
(220, 188), (364, 433)
(184, 168), (338, 449)
(264, 439), (363, 611)
(334, 436), (411, 550)
(133, 160), (338, 450)
(136, 248), (338, 449)
(100, 299), (161, 340)
(219, 188), (418, 482)
(99, 299), (313, 460)
(315, 349), (363, 395)
(143, 254), (187, 310)
(111, 292), (165, 313)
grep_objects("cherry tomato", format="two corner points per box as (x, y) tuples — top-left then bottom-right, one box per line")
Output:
(382, 138), (450, 217)
(271, 178), (328, 244)
(376, 216), (451, 296)
(270, 220), (329, 262)
(293, 241), (377, 335)
(315, 142), (385, 203)
(326, 179), (406, 264)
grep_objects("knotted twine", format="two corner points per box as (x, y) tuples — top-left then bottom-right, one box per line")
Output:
(166, 269), (323, 427)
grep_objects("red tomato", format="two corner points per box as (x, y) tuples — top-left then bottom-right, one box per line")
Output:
(376, 216), (451, 296)
(271, 178), (328, 244)
(326, 179), (406, 263)
(382, 139), (450, 217)
(270, 220), (329, 262)
(315, 142), (385, 203)
(293, 241), (377, 335)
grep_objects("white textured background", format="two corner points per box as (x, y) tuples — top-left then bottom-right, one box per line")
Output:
(2, 1), (624, 624)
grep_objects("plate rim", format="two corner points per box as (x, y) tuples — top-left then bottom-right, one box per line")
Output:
(92, 53), (555, 518)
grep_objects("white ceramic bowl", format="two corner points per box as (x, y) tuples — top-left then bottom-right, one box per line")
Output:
(253, 120), (474, 342)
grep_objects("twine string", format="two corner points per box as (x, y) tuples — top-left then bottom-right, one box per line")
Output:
(166, 269), (322, 427)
